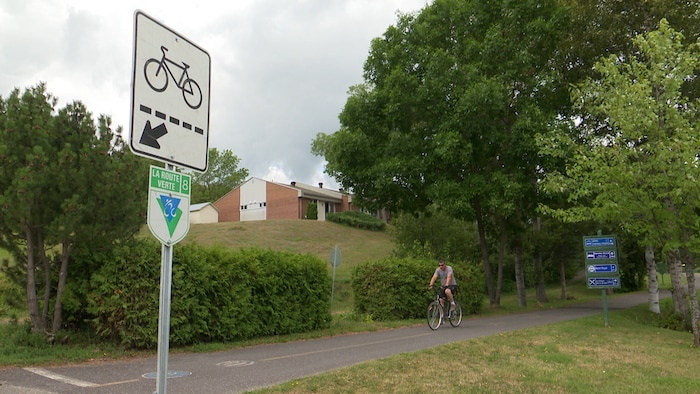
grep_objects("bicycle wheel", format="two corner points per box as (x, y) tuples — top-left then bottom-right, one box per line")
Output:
(182, 78), (202, 109)
(427, 301), (442, 330)
(144, 59), (168, 92)
(448, 301), (463, 327)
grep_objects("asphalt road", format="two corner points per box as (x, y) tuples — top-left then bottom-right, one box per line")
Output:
(0, 290), (666, 394)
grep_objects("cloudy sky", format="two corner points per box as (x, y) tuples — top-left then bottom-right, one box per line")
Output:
(0, 0), (428, 189)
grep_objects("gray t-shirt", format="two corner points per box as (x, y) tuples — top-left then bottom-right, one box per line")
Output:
(434, 265), (457, 286)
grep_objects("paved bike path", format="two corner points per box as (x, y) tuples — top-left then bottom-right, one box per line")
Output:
(0, 291), (664, 394)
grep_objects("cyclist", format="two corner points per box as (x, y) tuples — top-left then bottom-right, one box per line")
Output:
(428, 259), (457, 316)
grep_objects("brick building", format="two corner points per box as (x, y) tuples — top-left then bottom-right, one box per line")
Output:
(214, 177), (356, 222)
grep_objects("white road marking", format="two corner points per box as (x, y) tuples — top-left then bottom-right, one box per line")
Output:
(23, 367), (97, 388)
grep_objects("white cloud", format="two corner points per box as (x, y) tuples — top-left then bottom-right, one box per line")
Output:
(0, 0), (427, 189)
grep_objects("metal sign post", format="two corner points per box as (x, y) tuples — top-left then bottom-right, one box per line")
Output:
(156, 231), (174, 394)
(329, 245), (342, 324)
(130, 10), (210, 394)
(583, 234), (621, 327)
(148, 163), (190, 394)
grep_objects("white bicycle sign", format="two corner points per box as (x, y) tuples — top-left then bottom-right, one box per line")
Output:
(144, 45), (203, 109)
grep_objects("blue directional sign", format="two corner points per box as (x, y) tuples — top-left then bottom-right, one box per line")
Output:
(584, 234), (620, 288)
(588, 277), (620, 288)
(586, 250), (616, 260)
(584, 237), (615, 247)
(587, 264), (617, 273)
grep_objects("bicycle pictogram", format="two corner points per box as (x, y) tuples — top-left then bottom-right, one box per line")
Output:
(144, 45), (203, 109)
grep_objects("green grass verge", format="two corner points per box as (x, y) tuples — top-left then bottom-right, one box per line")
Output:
(248, 303), (700, 394)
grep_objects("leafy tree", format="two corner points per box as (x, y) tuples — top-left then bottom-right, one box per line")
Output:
(391, 209), (481, 265)
(0, 83), (148, 333)
(560, 0), (700, 101)
(313, 0), (568, 306)
(190, 147), (248, 204)
(540, 20), (700, 345)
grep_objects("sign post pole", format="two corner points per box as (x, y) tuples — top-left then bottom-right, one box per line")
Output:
(156, 233), (174, 394)
(146, 164), (190, 394)
(329, 245), (342, 326)
(583, 233), (620, 327)
(130, 11), (210, 394)
(602, 289), (608, 327)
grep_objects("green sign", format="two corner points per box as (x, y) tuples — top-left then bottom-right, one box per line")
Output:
(147, 165), (191, 245)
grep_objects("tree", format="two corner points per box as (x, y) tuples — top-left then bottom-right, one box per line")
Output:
(0, 83), (148, 333)
(313, 0), (568, 306)
(540, 20), (700, 346)
(391, 208), (481, 264)
(560, 0), (700, 101)
(190, 148), (248, 204)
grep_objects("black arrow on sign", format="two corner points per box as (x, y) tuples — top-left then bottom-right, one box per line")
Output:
(139, 120), (168, 149)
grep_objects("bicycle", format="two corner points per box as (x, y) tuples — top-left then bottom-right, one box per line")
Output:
(427, 287), (462, 330)
(144, 45), (203, 109)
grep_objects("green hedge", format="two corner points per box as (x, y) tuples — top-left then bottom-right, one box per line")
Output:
(351, 258), (483, 320)
(326, 211), (386, 231)
(77, 239), (330, 348)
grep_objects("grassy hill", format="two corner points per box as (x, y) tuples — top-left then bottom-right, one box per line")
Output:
(181, 220), (396, 282)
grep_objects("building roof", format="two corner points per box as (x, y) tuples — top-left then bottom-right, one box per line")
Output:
(190, 202), (219, 212)
(216, 177), (353, 205)
(274, 180), (350, 203)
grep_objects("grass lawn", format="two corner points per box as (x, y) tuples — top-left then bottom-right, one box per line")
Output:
(182, 220), (394, 283)
(249, 301), (700, 394)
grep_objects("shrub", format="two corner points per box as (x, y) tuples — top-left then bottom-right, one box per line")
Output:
(83, 239), (331, 348)
(351, 258), (483, 321)
(327, 211), (386, 231)
(306, 202), (318, 219)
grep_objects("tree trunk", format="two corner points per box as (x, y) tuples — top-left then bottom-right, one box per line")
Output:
(667, 250), (688, 319)
(559, 259), (567, 300)
(40, 233), (51, 329)
(679, 247), (700, 347)
(534, 253), (547, 303)
(685, 261), (700, 347)
(494, 220), (506, 306)
(473, 197), (496, 306)
(645, 245), (660, 314)
(533, 217), (548, 303)
(515, 243), (526, 307)
(684, 260), (700, 347)
(24, 223), (43, 332)
(52, 241), (72, 333)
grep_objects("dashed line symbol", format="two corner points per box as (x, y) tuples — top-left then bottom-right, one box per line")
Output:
(139, 105), (203, 134)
